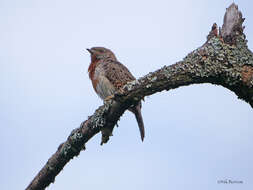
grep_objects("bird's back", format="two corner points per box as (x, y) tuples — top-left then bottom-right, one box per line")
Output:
(102, 58), (135, 89)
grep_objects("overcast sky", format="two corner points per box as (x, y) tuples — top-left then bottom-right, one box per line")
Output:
(1, 0), (253, 189)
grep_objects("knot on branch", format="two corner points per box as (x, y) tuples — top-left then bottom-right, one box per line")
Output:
(221, 3), (245, 45)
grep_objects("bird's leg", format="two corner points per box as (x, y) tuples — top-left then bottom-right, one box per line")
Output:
(104, 94), (114, 101)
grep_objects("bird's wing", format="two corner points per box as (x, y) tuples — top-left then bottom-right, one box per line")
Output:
(102, 59), (136, 89)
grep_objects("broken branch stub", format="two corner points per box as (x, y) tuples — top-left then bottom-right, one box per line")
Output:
(221, 3), (245, 45)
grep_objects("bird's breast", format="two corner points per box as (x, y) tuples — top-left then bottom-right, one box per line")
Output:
(88, 61), (98, 80)
(89, 63), (116, 100)
(95, 76), (116, 100)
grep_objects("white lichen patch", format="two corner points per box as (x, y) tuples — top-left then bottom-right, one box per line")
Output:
(61, 143), (72, 157)
(124, 80), (140, 91)
(146, 84), (152, 88)
(151, 76), (157, 82)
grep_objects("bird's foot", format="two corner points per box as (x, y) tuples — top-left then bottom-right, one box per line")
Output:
(104, 95), (114, 102)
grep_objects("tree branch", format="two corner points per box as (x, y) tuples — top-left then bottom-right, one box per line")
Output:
(26, 3), (253, 190)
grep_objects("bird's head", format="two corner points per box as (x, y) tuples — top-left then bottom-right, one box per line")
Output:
(86, 47), (117, 61)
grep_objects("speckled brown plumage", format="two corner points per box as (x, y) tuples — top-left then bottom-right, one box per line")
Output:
(103, 59), (135, 89)
(87, 47), (145, 141)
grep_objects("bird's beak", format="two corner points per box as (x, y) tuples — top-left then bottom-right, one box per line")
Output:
(86, 48), (93, 54)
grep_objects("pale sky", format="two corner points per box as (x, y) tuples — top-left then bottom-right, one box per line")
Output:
(1, 0), (253, 189)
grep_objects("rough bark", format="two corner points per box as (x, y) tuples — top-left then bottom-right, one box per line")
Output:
(26, 3), (253, 190)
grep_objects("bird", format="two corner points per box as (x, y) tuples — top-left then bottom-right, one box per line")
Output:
(86, 47), (145, 143)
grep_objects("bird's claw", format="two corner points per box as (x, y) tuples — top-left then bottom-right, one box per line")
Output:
(104, 95), (114, 102)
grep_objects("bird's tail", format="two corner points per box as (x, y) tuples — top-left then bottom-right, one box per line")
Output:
(130, 102), (145, 141)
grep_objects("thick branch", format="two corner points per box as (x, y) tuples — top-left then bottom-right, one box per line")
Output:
(26, 3), (253, 190)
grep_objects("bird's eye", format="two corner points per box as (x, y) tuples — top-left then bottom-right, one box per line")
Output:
(99, 49), (105, 53)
